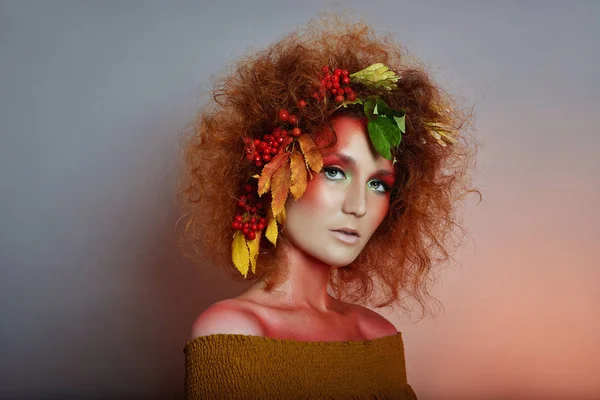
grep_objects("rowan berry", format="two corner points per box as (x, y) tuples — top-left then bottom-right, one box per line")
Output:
(242, 228), (250, 235)
(270, 147), (278, 155)
(345, 87), (353, 94)
(342, 69), (349, 76)
(348, 92), (357, 101)
(331, 88), (338, 95)
(288, 115), (298, 125)
(342, 77), (350, 84)
(297, 100), (307, 109)
(278, 109), (289, 122)
(257, 222), (266, 230)
(333, 82), (340, 89)
(235, 215), (243, 222)
(251, 224), (258, 231)
(335, 95), (345, 103)
(247, 231), (256, 240)
(292, 127), (302, 137)
(255, 161), (263, 167)
(322, 66), (329, 74)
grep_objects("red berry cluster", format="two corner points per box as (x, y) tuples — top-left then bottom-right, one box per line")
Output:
(243, 103), (306, 168)
(231, 183), (267, 241)
(313, 66), (356, 103)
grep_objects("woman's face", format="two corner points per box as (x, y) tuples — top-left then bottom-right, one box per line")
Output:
(283, 115), (395, 267)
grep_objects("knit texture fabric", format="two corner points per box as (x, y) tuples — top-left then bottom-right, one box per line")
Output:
(184, 332), (418, 399)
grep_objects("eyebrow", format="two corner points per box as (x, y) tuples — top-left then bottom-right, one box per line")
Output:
(327, 152), (395, 177)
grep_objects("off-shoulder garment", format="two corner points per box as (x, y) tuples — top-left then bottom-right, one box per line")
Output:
(184, 332), (418, 399)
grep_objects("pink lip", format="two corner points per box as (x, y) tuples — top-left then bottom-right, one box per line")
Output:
(330, 230), (360, 244)
(333, 227), (360, 237)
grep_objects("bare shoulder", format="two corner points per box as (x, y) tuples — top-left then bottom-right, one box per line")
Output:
(346, 303), (398, 338)
(189, 299), (266, 340)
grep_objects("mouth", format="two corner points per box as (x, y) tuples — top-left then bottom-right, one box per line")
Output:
(330, 229), (361, 244)
(333, 228), (360, 237)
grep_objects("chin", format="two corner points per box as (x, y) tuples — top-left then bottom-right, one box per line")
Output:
(312, 249), (361, 268)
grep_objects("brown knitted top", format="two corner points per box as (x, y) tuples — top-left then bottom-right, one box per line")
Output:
(184, 332), (418, 399)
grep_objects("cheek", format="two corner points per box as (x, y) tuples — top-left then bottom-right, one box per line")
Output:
(295, 175), (337, 210)
(365, 196), (390, 232)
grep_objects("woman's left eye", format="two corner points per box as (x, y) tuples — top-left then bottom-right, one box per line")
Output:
(368, 180), (389, 193)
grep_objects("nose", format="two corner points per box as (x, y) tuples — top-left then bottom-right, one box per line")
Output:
(341, 179), (367, 217)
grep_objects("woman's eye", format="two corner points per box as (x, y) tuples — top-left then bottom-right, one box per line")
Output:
(323, 167), (345, 181)
(368, 180), (389, 194)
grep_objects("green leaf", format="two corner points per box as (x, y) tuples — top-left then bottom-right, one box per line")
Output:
(394, 114), (406, 133)
(367, 116), (400, 160)
(331, 98), (363, 113)
(373, 97), (406, 135)
(363, 97), (378, 121)
(361, 96), (405, 159)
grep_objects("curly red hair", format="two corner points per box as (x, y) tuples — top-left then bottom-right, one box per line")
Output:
(176, 16), (479, 313)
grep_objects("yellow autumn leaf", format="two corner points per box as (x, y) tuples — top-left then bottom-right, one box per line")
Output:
(247, 231), (261, 274)
(289, 151), (308, 200)
(257, 152), (289, 196)
(275, 206), (286, 226)
(297, 134), (323, 173)
(231, 230), (249, 278)
(270, 159), (291, 218)
(265, 217), (278, 246)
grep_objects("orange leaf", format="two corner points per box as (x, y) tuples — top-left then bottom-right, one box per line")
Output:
(265, 217), (277, 246)
(258, 152), (289, 196)
(289, 151), (307, 200)
(231, 230), (249, 278)
(297, 134), (323, 173)
(247, 231), (261, 274)
(270, 159), (291, 218)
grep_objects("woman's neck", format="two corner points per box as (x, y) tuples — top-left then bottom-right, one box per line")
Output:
(254, 243), (340, 313)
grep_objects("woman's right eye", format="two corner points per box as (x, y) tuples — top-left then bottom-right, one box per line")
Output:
(323, 166), (346, 181)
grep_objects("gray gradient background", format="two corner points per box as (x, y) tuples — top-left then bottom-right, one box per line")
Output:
(1, 1), (599, 399)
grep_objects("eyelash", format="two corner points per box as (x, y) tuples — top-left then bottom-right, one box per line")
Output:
(322, 166), (390, 194)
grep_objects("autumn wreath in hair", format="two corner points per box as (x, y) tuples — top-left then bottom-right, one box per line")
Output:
(230, 63), (458, 277)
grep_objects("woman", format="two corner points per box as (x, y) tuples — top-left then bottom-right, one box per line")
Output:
(177, 16), (477, 399)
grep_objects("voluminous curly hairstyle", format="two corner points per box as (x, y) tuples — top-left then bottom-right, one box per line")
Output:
(177, 15), (479, 313)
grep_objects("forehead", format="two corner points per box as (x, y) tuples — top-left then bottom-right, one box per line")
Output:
(322, 116), (393, 171)
(330, 116), (370, 150)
